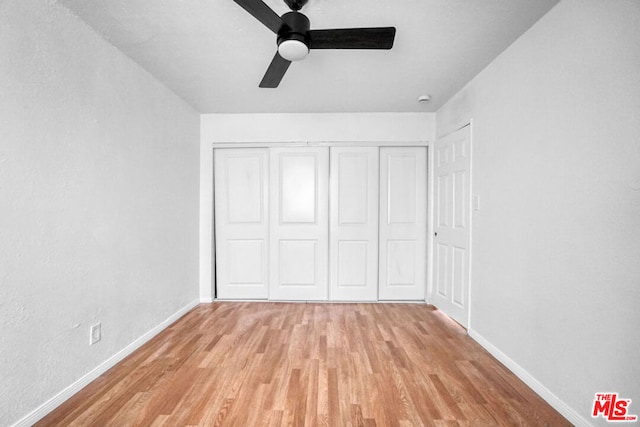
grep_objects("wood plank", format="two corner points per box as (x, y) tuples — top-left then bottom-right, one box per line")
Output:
(36, 302), (571, 427)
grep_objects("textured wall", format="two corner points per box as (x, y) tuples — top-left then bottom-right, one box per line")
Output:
(0, 0), (200, 425)
(436, 0), (640, 424)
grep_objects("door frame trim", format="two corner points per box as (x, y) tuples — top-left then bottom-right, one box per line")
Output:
(211, 140), (429, 149)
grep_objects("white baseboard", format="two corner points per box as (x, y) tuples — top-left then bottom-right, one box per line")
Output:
(11, 299), (200, 427)
(468, 328), (592, 427)
(208, 299), (428, 304)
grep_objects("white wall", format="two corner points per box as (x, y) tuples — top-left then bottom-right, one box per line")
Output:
(0, 1), (200, 425)
(436, 1), (640, 425)
(199, 113), (435, 301)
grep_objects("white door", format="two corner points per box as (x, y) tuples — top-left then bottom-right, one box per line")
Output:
(214, 148), (269, 299)
(269, 147), (329, 300)
(329, 147), (379, 301)
(432, 125), (471, 327)
(379, 147), (428, 300)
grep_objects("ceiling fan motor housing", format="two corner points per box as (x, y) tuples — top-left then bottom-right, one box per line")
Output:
(277, 11), (310, 47)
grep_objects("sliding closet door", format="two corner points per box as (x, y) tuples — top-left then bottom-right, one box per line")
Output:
(330, 147), (379, 301)
(379, 147), (428, 300)
(214, 148), (269, 299)
(269, 147), (329, 300)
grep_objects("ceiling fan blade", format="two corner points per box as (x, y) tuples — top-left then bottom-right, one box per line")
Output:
(259, 52), (292, 88)
(308, 27), (396, 49)
(233, 0), (285, 34)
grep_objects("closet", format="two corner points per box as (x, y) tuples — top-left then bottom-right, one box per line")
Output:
(214, 145), (426, 301)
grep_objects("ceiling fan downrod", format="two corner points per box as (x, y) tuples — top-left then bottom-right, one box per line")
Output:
(283, 0), (308, 11)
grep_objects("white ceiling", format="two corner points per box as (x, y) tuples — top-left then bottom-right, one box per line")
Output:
(57, 0), (559, 113)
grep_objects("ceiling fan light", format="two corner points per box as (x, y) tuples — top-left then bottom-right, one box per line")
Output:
(278, 39), (309, 61)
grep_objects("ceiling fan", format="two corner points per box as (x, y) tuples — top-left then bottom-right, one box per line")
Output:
(233, 0), (396, 88)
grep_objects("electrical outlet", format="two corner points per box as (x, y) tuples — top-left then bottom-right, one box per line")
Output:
(90, 323), (101, 345)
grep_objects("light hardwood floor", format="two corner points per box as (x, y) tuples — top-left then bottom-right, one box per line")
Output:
(37, 302), (570, 426)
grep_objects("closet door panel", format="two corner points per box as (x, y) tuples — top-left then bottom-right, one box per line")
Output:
(214, 149), (269, 299)
(379, 147), (427, 300)
(330, 147), (379, 300)
(280, 155), (317, 223)
(269, 147), (329, 301)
